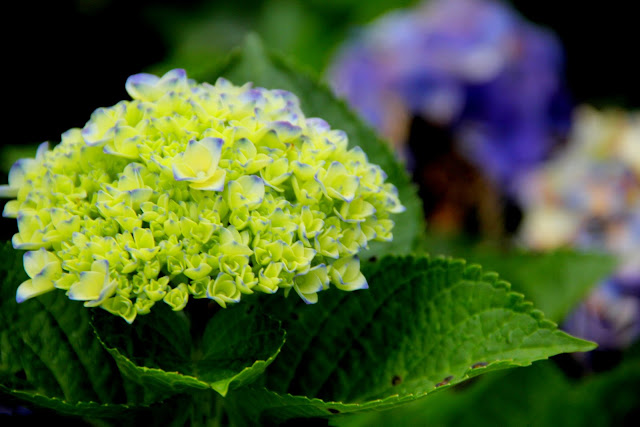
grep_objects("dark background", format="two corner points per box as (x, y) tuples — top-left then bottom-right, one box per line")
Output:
(2, 0), (638, 147)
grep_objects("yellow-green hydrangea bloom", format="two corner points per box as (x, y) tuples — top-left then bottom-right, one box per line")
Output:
(0, 69), (404, 323)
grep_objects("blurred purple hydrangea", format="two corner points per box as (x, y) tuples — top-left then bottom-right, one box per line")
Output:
(0, 402), (31, 416)
(564, 276), (640, 351)
(328, 0), (572, 194)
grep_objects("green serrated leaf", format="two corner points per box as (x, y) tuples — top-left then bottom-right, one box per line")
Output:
(200, 34), (425, 259)
(0, 389), (196, 427)
(420, 231), (617, 322)
(0, 242), (155, 418)
(226, 255), (595, 423)
(93, 301), (286, 397)
(340, 347), (640, 427)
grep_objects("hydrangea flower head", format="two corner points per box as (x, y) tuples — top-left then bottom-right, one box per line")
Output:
(519, 106), (640, 261)
(0, 69), (404, 323)
(329, 0), (572, 194)
(519, 105), (640, 349)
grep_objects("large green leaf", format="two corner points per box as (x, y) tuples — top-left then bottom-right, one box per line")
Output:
(420, 232), (617, 322)
(340, 345), (640, 427)
(93, 300), (285, 397)
(0, 242), (160, 418)
(195, 34), (425, 259)
(226, 255), (595, 424)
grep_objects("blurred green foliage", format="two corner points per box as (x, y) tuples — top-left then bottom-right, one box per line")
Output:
(0, 145), (40, 174)
(145, 0), (417, 77)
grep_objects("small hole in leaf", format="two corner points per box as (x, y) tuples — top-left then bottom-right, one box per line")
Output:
(328, 408), (340, 414)
(369, 256), (378, 262)
(436, 375), (453, 387)
(391, 375), (402, 386)
(14, 370), (27, 380)
(471, 362), (487, 369)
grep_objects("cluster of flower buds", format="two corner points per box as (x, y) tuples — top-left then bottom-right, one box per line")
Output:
(0, 69), (404, 323)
